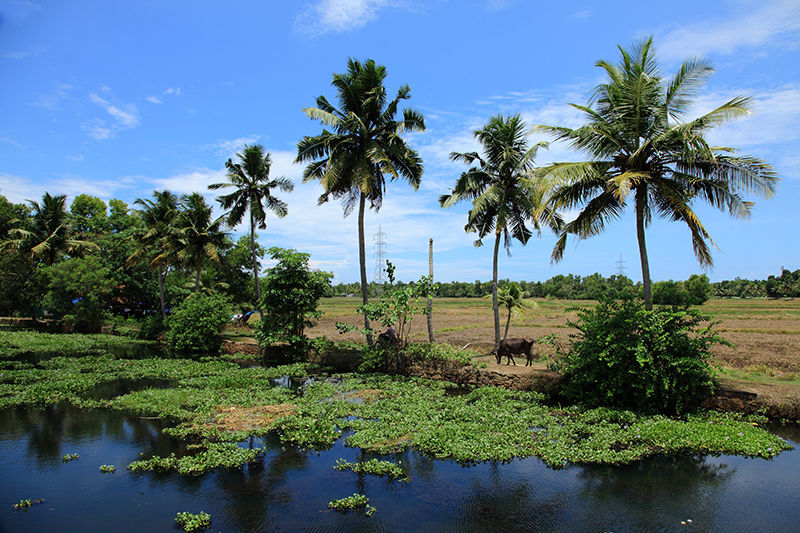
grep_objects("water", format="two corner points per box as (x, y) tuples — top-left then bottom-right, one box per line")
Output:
(1, 402), (798, 532)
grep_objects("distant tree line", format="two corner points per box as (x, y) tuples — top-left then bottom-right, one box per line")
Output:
(330, 270), (799, 303)
(330, 273), (712, 304)
(713, 269), (800, 298)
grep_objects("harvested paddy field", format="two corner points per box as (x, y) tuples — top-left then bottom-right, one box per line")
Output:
(307, 297), (800, 378)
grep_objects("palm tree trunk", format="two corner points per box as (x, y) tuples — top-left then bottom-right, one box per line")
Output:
(635, 187), (653, 310)
(492, 232), (501, 348)
(357, 192), (373, 346)
(504, 309), (511, 340)
(195, 261), (201, 292)
(250, 211), (262, 315)
(426, 238), (435, 343)
(157, 265), (166, 319)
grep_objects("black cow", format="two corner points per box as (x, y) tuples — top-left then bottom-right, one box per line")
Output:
(494, 337), (535, 366)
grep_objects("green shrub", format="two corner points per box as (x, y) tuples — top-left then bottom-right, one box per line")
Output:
(685, 274), (712, 305)
(167, 294), (231, 354)
(42, 256), (114, 333)
(555, 297), (726, 414)
(255, 248), (331, 361)
(357, 342), (474, 373)
(136, 314), (165, 340)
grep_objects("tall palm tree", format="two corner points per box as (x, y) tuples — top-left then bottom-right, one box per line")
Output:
(296, 58), (425, 343)
(129, 190), (179, 318)
(538, 38), (778, 309)
(441, 114), (563, 348)
(2, 192), (97, 265)
(175, 193), (229, 292)
(209, 144), (293, 314)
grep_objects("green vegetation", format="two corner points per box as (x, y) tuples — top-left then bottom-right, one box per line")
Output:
(255, 247), (332, 360)
(0, 341), (791, 473)
(99, 464), (115, 473)
(62, 452), (79, 462)
(0, 330), (154, 360)
(210, 144), (294, 314)
(555, 298), (724, 415)
(42, 255), (115, 332)
(334, 458), (408, 480)
(166, 293), (231, 354)
(540, 38), (777, 308)
(440, 114), (562, 347)
(297, 58), (425, 342)
(12, 498), (45, 511)
(175, 511), (211, 532)
(652, 274), (712, 306)
(328, 494), (376, 517)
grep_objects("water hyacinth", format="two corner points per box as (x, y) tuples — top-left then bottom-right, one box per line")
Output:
(328, 493), (375, 516)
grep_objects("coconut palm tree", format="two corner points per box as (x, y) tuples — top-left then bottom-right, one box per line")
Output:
(128, 190), (179, 318)
(538, 38), (778, 309)
(1, 192), (97, 265)
(441, 114), (563, 348)
(497, 282), (532, 340)
(296, 58), (425, 343)
(174, 193), (229, 292)
(209, 144), (293, 315)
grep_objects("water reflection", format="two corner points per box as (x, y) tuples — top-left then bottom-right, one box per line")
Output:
(1, 402), (798, 532)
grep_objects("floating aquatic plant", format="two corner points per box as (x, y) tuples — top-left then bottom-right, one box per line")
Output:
(99, 464), (115, 473)
(12, 498), (45, 511)
(62, 452), (79, 462)
(175, 511), (211, 532)
(328, 493), (375, 516)
(334, 458), (408, 480)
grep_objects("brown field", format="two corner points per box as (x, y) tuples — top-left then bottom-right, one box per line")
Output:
(306, 297), (800, 379)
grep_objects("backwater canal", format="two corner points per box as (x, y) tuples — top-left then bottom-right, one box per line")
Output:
(1, 372), (798, 531)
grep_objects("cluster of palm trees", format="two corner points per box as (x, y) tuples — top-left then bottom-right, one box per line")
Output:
(2, 39), (777, 348)
(129, 146), (293, 318)
(298, 39), (776, 349)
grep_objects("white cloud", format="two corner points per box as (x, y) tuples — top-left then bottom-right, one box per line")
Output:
(486, 0), (514, 12)
(30, 83), (77, 110)
(205, 135), (262, 159)
(294, 0), (397, 36)
(84, 90), (140, 140)
(573, 9), (591, 19)
(150, 168), (226, 195)
(81, 119), (114, 140)
(0, 172), (134, 204)
(163, 87), (181, 96)
(659, 0), (800, 61)
(146, 96), (163, 104)
(89, 93), (139, 127)
(0, 137), (26, 149)
(688, 85), (800, 149)
(66, 154), (84, 162)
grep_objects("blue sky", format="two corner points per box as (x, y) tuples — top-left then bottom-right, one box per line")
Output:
(1, 0), (798, 284)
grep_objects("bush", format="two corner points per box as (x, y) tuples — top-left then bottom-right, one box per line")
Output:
(358, 342), (475, 373)
(136, 314), (165, 340)
(555, 297), (726, 414)
(42, 256), (114, 333)
(685, 274), (712, 305)
(167, 294), (230, 354)
(255, 248), (332, 361)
